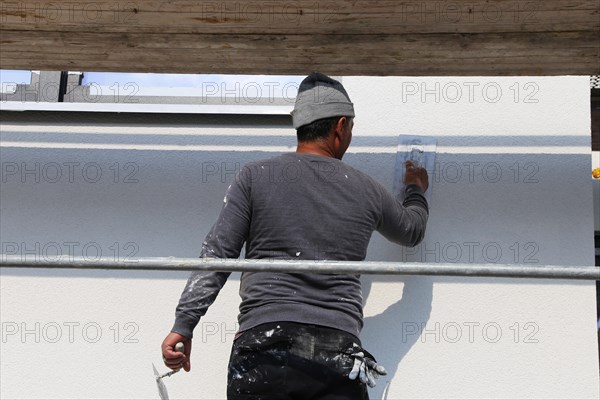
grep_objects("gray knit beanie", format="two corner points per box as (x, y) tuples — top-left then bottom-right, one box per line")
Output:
(291, 72), (355, 129)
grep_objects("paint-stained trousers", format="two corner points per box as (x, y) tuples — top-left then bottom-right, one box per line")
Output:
(227, 322), (370, 400)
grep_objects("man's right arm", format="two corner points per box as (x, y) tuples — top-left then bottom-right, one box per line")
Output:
(376, 161), (429, 247)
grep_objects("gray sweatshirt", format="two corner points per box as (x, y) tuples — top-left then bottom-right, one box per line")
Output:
(172, 152), (428, 338)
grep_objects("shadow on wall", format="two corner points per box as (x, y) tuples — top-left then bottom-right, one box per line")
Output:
(361, 275), (434, 400)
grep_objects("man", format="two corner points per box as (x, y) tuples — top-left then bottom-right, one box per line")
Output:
(162, 72), (429, 399)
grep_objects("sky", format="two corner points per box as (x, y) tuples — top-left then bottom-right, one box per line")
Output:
(0, 70), (303, 99)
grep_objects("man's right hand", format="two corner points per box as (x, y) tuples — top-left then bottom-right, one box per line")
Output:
(404, 160), (429, 192)
(162, 332), (192, 372)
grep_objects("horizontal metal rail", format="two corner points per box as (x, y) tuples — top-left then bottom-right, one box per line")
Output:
(1, 255), (598, 280)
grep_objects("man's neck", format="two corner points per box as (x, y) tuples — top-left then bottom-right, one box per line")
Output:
(296, 142), (336, 159)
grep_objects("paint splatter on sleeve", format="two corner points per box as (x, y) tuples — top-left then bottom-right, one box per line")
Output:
(171, 169), (252, 338)
(172, 270), (231, 338)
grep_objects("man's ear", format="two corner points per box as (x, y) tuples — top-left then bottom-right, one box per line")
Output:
(334, 116), (347, 139)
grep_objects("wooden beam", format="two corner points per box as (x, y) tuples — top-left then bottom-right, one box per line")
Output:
(1, 0), (598, 75)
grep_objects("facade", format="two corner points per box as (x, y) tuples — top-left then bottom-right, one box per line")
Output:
(1, 76), (598, 399)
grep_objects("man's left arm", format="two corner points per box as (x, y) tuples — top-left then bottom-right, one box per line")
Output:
(163, 169), (252, 371)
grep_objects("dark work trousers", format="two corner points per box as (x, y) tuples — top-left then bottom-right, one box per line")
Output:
(227, 322), (370, 400)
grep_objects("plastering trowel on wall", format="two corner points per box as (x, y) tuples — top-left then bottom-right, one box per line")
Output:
(152, 342), (184, 400)
(394, 135), (437, 202)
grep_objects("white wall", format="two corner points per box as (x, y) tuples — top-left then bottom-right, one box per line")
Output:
(1, 76), (598, 400)
(593, 151), (600, 231)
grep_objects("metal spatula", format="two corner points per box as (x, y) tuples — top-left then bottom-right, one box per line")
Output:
(153, 342), (184, 400)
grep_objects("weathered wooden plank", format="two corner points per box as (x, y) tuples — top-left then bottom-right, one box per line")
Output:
(2, 30), (597, 52)
(1, 0), (598, 34)
(1, 55), (594, 77)
(1, 31), (597, 76)
(1, 1), (598, 75)
(2, 49), (594, 65)
(2, 57), (594, 76)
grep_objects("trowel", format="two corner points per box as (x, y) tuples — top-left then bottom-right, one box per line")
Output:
(394, 135), (437, 202)
(153, 342), (184, 400)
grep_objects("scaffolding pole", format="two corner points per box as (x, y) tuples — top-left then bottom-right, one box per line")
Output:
(1, 255), (598, 280)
